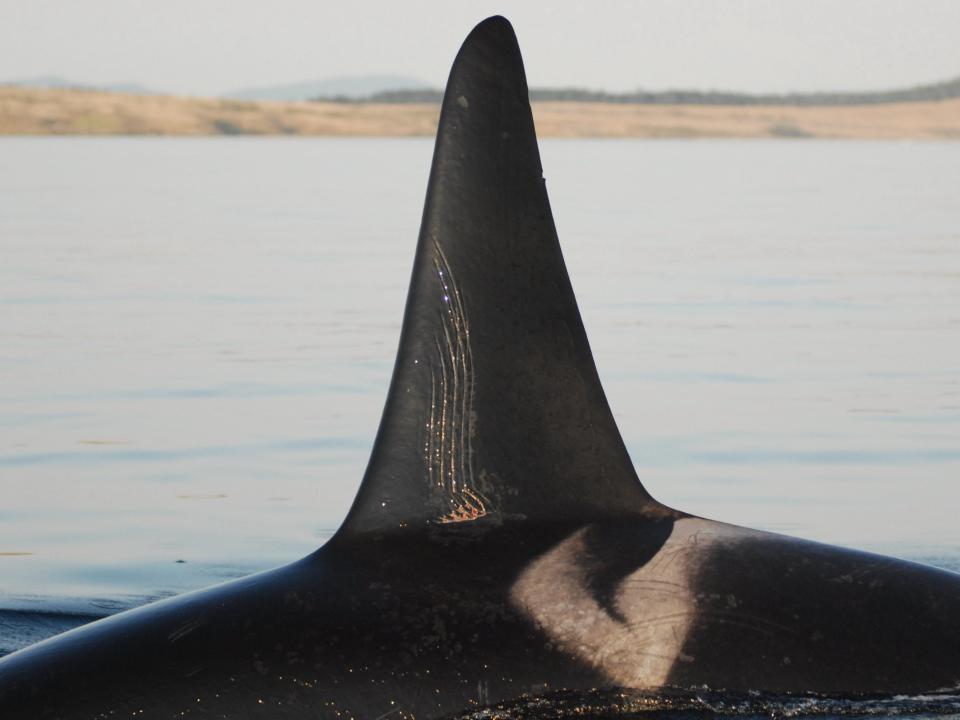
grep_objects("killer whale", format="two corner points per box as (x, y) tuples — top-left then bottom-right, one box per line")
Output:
(2, 15), (960, 719)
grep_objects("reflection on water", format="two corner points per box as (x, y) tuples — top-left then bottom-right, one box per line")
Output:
(1, 138), (959, 656)
(452, 686), (960, 719)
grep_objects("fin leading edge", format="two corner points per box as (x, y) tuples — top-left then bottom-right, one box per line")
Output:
(338, 17), (655, 538)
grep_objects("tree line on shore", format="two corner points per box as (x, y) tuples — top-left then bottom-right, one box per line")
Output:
(315, 75), (960, 106)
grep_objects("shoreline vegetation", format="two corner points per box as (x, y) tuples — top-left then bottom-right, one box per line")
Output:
(2, 85), (959, 139)
(362, 74), (960, 106)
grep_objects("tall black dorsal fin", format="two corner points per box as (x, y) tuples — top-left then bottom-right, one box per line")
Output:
(337, 16), (654, 537)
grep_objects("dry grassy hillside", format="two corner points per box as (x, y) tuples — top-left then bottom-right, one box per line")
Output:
(2, 86), (959, 139)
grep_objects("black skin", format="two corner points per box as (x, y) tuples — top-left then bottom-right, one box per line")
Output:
(3, 15), (960, 719)
(3, 517), (960, 719)
(669, 532), (960, 692)
(0, 521), (640, 719)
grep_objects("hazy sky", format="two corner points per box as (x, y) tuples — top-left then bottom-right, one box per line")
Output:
(4, 0), (960, 96)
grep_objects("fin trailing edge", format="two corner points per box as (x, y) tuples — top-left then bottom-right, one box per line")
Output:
(337, 16), (654, 538)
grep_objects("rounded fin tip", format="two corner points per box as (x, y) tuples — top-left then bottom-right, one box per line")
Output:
(334, 13), (653, 540)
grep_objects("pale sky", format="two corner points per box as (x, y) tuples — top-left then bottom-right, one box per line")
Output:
(3, 0), (960, 96)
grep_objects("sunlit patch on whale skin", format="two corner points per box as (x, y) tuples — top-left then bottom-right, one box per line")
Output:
(510, 518), (751, 688)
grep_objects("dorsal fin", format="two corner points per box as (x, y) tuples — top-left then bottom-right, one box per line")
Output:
(337, 16), (654, 538)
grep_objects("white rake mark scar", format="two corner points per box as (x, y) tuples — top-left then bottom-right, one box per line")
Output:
(423, 241), (487, 523)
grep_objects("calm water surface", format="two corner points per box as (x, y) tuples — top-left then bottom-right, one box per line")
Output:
(1, 138), (959, 657)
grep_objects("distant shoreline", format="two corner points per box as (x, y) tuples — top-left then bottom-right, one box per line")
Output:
(2, 86), (959, 139)
(352, 74), (960, 106)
